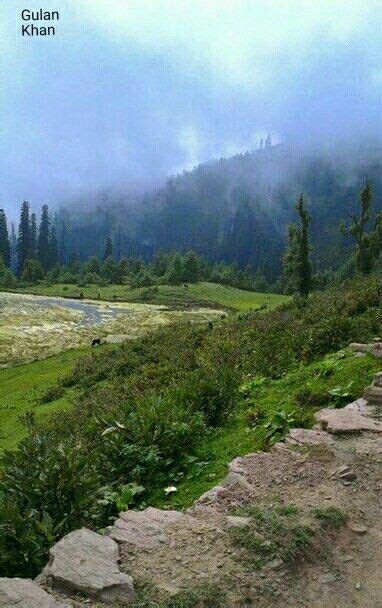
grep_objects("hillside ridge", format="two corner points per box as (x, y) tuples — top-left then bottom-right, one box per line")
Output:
(1, 346), (381, 607)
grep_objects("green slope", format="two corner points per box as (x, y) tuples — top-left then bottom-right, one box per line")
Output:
(3, 282), (289, 312)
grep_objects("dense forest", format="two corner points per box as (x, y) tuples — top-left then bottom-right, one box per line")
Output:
(1, 142), (382, 293)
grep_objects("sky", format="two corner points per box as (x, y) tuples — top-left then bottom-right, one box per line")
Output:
(1, 0), (381, 216)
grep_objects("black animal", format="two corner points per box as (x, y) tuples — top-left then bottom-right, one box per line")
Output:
(91, 338), (101, 347)
(208, 321), (213, 330)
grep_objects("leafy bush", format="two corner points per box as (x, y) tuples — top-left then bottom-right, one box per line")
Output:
(0, 431), (103, 577)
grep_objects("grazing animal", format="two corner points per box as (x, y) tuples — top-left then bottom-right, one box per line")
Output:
(208, 321), (213, 330)
(91, 338), (101, 347)
(79, 291), (84, 300)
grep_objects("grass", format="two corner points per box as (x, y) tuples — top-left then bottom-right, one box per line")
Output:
(0, 348), (86, 451)
(152, 350), (380, 510)
(230, 503), (347, 569)
(312, 506), (348, 530)
(3, 282), (289, 312)
(129, 581), (226, 608)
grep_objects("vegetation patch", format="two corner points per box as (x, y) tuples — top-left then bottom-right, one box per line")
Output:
(230, 502), (347, 569)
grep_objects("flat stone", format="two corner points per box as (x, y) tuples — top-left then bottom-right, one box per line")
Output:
(316, 407), (382, 434)
(339, 471), (357, 481)
(364, 385), (382, 405)
(262, 558), (284, 572)
(0, 578), (69, 607)
(286, 428), (334, 446)
(107, 507), (189, 549)
(348, 523), (368, 535)
(40, 528), (134, 605)
(103, 334), (130, 344)
(226, 516), (251, 529)
(222, 471), (253, 490)
(349, 343), (382, 358)
(337, 465), (350, 474)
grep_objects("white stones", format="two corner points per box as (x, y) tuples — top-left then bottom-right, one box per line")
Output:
(316, 407), (382, 434)
(107, 507), (190, 549)
(40, 528), (134, 605)
(0, 578), (69, 607)
(226, 515), (251, 529)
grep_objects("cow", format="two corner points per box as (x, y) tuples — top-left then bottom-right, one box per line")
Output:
(91, 338), (101, 347)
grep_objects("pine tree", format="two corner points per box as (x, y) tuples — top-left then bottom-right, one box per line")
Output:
(344, 182), (380, 276)
(38, 204), (51, 272)
(17, 201), (31, 275)
(50, 224), (59, 267)
(0, 208), (10, 267)
(103, 236), (113, 261)
(282, 194), (312, 296)
(10, 222), (17, 272)
(29, 213), (37, 259)
(295, 194), (312, 297)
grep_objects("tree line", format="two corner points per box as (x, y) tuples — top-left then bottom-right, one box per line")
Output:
(0, 183), (381, 294)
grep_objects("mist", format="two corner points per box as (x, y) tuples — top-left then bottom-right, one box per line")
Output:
(1, 0), (381, 218)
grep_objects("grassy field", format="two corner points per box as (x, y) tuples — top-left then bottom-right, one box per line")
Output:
(5, 282), (289, 312)
(0, 348), (86, 451)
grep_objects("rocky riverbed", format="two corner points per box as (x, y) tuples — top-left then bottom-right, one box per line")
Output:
(0, 292), (223, 367)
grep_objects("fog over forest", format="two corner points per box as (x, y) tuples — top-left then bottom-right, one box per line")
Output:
(1, 0), (382, 217)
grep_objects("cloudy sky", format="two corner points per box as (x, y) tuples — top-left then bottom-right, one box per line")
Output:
(1, 0), (381, 214)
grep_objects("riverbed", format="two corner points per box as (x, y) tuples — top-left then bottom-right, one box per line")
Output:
(0, 292), (223, 367)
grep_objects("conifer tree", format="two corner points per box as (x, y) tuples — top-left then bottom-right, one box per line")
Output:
(17, 201), (31, 275)
(341, 182), (381, 276)
(29, 212), (37, 259)
(0, 208), (10, 267)
(10, 222), (17, 271)
(37, 204), (51, 272)
(50, 224), (59, 267)
(103, 236), (113, 261)
(282, 194), (312, 296)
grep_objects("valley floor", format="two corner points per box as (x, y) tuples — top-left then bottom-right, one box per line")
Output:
(0, 282), (289, 312)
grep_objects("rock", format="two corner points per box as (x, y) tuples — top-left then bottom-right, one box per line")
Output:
(364, 385), (382, 406)
(349, 343), (382, 358)
(107, 507), (190, 549)
(355, 582), (362, 590)
(262, 558), (284, 572)
(40, 528), (134, 605)
(226, 516), (251, 529)
(372, 372), (382, 387)
(339, 471), (357, 481)
(348, 523), (368, 535)
(337, 465), (350, 474)
(103, 334), (129, 345)
(286, 428), (334, 446)
(0, 578), (69, 607)
(222, 471), (253, 490)
(316, 407), (382, 434)
(321, 573), (336, 584)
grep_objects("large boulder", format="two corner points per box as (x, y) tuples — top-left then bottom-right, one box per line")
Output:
(0, 578), (68, 607)
(107, 507), (189, 549)
(316, 407), (382, 434)
(40, 528), (134, 605)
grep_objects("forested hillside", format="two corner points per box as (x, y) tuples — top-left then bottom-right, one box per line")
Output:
(53, 143), (382, 279)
